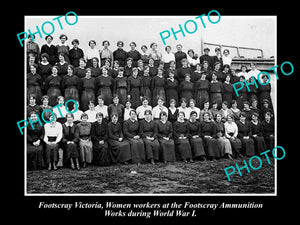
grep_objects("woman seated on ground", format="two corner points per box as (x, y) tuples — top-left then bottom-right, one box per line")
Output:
(224, 114), (242, 158)
(107, 113), (131, 164)
(62, 113), (80, 170)
(77, 113), (93, 168)
(139, 109), (160, 164)
(200, 112), (220, 161)
(173, 111), (193, 163)
(214, 113), (233, 160)
(43, 113), (63, 171)
(156, 111), (176, 163)
(91, 112), (110, 166)
(236, 112), (255, 157)
(188, 111), (206, 161)
(27, 111), (44, 170)
(123, 110), (146, 164)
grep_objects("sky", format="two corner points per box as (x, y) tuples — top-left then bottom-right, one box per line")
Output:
(24, 15), (276, 59)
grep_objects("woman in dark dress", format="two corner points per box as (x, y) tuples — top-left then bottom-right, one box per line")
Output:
(177, 58), (192, 82)
(173, 111), (193, 162)
(236, 112), (255, 157)
(69, 39), (84, 68)
(62, 113), (80, 170)
(37, 53), (53, 84)
(209, 73), (223, 109)
(108, 95), (124, 123)
(27, 63), (43, 105)
(62, 65), (80, 110)
(41, 35), (57, 66)
(74, 58), (87, 79)
(123, 110), (146, 164)
(44, 66), (63, 106)
(27, 112), (44, 170)
(91, 112), (111, 166)
(56, 34), (70, 63)
(140, 66), (152, 103)
(200, 112), (221, 160)
(250, 113), (267, 155)
(80, 68), (96, 111)
(127, 67), (142, 109)
(107, 113), (131, 164)
(165, 70), (179, 107)
(194, 72), (209, 109)
(212, 62), (225, 82)
(113, 68), (128, 106)
(179, 73), (194, 105)
(157, 111), (176, 163)
(262, 111), (275, 150)
(127, 42), (141, 67)
(222, 74), (234, 108)
(151, 68), (166, 106)
(90, 57), (101, 77)
(113, 41), (128, 67)
(258, 74), (273, 111)
(168, 99), (179, 124)
(148, 58), (158, 77)
(124, 57), (133, 77)
(96, 67), (114, 106)
(55, 53), (69, 77)
(139, 110), (160, 164)
(236, 75), (249, 109)
(188, 111), (206, 160)
(248, 76), (259, 103)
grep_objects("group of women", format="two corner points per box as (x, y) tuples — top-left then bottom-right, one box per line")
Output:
(26, 34), (275, 171)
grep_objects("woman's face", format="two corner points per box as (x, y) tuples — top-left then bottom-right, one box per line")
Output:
(151, 43), (157, 50)
(90, 42), (96, 49)
(240, 116), (246, 122)
(185, 75), (191, 82)
(58, 98), (64, 105)
(252, 114), (258, 121)
(125, 101), (131, 108)
(130, 111), (136, 120)
(204, 102), (209, 109)
(103, 42), (109, 48)
(214, 63), (220, 71)
(60, 36), (66, 44)
(30, 66), (36, 74)
(216, 114), (222, 122)
(142, 99), (148, 106)
(46, 37), (52, 44)
(66, 115), (73, 123)
(102, 68), (108, 75)
(212, 74), (217, 81)
(170, 101), (175, 108)
(203, 113), (209, 121)
(52, 67), (58, 75)
(67, 67), (73, 75)
(98, 98), (104, 106)
(265, 114), (271, 121)
(130, 44), (135, 50)
(59, 54), (64, 62)
(42, 56), (48, 62)
(190, 113), (197, 121)
(161, 114), (167, 121)
(93, 59), (98, 67)
(145, 113), (152, 121)
(141, 46), (147, 53)
(82, 116), (88, 122)
(112, 115), (118, 123)
(227, 116), (233, 123)
(113, 97), (119, 104)
(178, 112), (185, 120)
(242, 66), (247, 72)
(42, 98), (49, 105)
(96, 115), (103, 123)
(189, 101), (195, 108)
(166, 46), (171, 53)
(30, 113), (37, 122)
(181, 101), (187, 108)
(144, 68), (149, 75)
(158, 99), (163, 106)
(86, 70), (91, 77)
(188, 51), (194, 57)
(79, 60), (86, 68)
(89, 103), (95, 110)
(222, 103), (227, 109)
(224, 50), (229, 56)
(169, 72), (174, 79)
(73, 42), (78, 48)
(49, 115), (56, 123)
(225, 75), (230, 82)
(118, 70), (124, 77)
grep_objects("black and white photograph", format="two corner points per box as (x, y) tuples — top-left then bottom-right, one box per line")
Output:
(23, 15), (277, 195)
(14, 7), (298, 223)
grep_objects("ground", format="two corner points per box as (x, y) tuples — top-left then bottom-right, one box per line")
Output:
(26, 157), (275, 194)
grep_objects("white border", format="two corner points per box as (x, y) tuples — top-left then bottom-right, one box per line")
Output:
(24, 15), (277, 197)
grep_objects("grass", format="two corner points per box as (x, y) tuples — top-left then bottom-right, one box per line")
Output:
(26, 157), (275, 194)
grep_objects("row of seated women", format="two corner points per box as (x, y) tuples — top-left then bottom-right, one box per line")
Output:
(27, 97), (275, 171)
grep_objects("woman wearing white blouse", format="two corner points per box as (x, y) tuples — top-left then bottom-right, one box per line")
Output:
(224, 114), (242, 158)
(162, 46), (175, 69)
(44, 113), (63, 170)
(85, 40), (99, 68)
(222, 49), (232, 67)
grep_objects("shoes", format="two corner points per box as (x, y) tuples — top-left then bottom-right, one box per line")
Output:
(76, 163), (80, 170)
(71, 163), (75, 170)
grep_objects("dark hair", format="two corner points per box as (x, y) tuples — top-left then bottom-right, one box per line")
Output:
(117, 41), (124, 46)
(102, 40), (110, 46)
(89, 40), (96, 46)
(130, 42), (136, 47)
(45, 35), (53, 41)
(59, 34), (68, 40)
(71, 39), (79, 45)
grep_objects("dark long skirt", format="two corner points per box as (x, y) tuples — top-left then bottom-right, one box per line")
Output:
(239, 138), (255, 156)
(253, 136), (267, 155)
(158, 138), (176, 162)
(152, 87), (166, 107)
(108, 139), (131, 163)
(127, 138), (146, 163)
(81, 89), (95, 111)
(28, 86), (43, 105)
(116, 87), (127, 106)
(228, 138), (242, 156)
(64, 143), (79, 160)
(27, 144), (44, 170)
(141, 87), (151, 104)
(47, 87), (62, 106)
(189, 137), (205, 158)
(174, 139), (192, 160)
(143, 138), (160, 161)
(237, 93), (248, 109)
(196, 90), (209, 109)
(180, 91), (193, 104)
(45, 143), (59, 164)
(210, 93), (222, 109)
(92, 141), (110, 166)
(130, 87), (141, 109)
(264, 136), (275, 151)
(203, 137), (221, 158)
(98, 87), (112, 106)
(64, 86), (79, 110)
